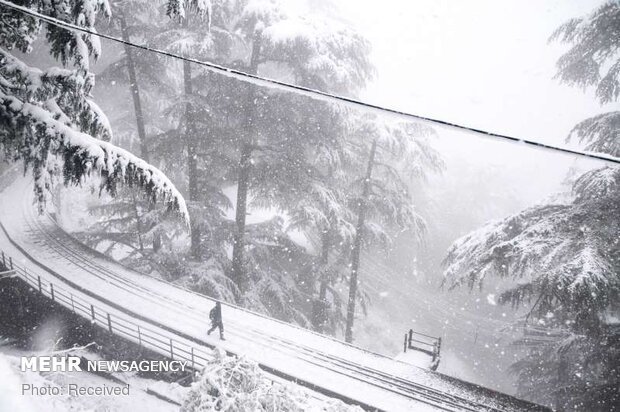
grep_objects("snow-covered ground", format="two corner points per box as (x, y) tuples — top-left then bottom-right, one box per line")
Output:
(0, 176), (543, 411)
(395, 350), (434, 368)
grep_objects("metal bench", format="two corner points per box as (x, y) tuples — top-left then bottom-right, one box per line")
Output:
(403, 329), (442, 371)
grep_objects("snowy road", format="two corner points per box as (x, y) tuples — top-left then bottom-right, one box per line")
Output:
(0, 177), (547, 411)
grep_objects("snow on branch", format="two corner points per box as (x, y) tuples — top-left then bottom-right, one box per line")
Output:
(573, 166), (620, 201)
(0, 19), (189, 223)
(550, 1), (620, 104)
(443, 190), (620, 313)
(568, 111), (620, 157)
(262, 16), (372, 90)
(181, 349), (362, 411)
(166, 0), (212, 23)
(0, 92), (189, 223)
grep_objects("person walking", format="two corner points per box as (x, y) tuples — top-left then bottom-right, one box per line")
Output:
(207, 302), (225, 340)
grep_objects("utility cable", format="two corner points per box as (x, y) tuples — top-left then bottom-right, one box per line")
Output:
(1, 0), (619, 165)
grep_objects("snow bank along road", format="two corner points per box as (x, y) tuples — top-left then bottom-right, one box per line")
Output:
(0, 178), (548, 412)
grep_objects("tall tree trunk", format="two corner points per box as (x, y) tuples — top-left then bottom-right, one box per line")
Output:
(119, 14), (148, 162)
(345, 138), (377, 343)
(131, 191), (145, 252)
(121, 13), (162, 253)
(183, 41), (201, 259)
(230, 32), (262, 292)
(313, 230), (330, 331)
(315, 164), (335, 332)
(231, 144), (252, 290)
(318, 230), (330, 301)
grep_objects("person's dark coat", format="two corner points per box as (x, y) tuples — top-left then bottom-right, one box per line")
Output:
(208, 302), (225, 339)
(209, 302), (222, 324)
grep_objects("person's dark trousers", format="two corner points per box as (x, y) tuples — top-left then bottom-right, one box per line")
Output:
(208, 322), (224, 339)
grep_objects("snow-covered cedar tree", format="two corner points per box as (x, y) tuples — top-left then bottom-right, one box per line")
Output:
(181, 349), (362, 412)
(75, 0), (191, 263)
(161, 251), (240, 302)
(99, 0), (172, 161)
(74, 187), (184, 266)
(286, 111), (444, 336)
(239, 216), (316, 326)
(443, 168), (619, 320)
(226, 0), (375, 292)
(444, 2), (620, 410)
(228, 0), (376, 322)
(283, 106), (357, 332)
(342, 114), (443, 342)
(73, 0), (215, 266)
(150, 0), (233, 259)
(73, 0), (352, 324)
(0, 0), (188, 220)
(141, 0), (376, 324)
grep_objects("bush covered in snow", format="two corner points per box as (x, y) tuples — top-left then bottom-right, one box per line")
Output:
(181, 349), (362, 412)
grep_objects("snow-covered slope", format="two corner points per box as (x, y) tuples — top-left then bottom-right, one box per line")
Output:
(0, 177), (547, 412)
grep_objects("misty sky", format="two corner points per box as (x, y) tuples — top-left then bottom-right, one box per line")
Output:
(338, 0), (611, 150)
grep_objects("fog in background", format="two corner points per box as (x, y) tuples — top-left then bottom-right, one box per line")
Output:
(302, 0), (613, 392)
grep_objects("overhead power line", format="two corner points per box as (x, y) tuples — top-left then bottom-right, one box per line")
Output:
(1, 0), (619, 166)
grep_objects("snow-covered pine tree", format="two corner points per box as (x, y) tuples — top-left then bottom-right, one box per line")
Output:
(343, 115), (443, 343)
(285, 107), (357, 333)
(153, 0), (233, 260)
(77, 0), (240, 290)
(74, 0), (178, 265)
(158, 0), (375, 322)
(80, 0), (360, 320)
(101, 0), (173, 161)
(0, 0), (188, 218)
(92, 0), (239, 301)
(75, 188), (185, 273)
(228, 0), (374, 293)
(237, 216), (316, 326)
(444, 3), (620, 409)
(189, 75), (356, 322)
(79, 0), (219, 266)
